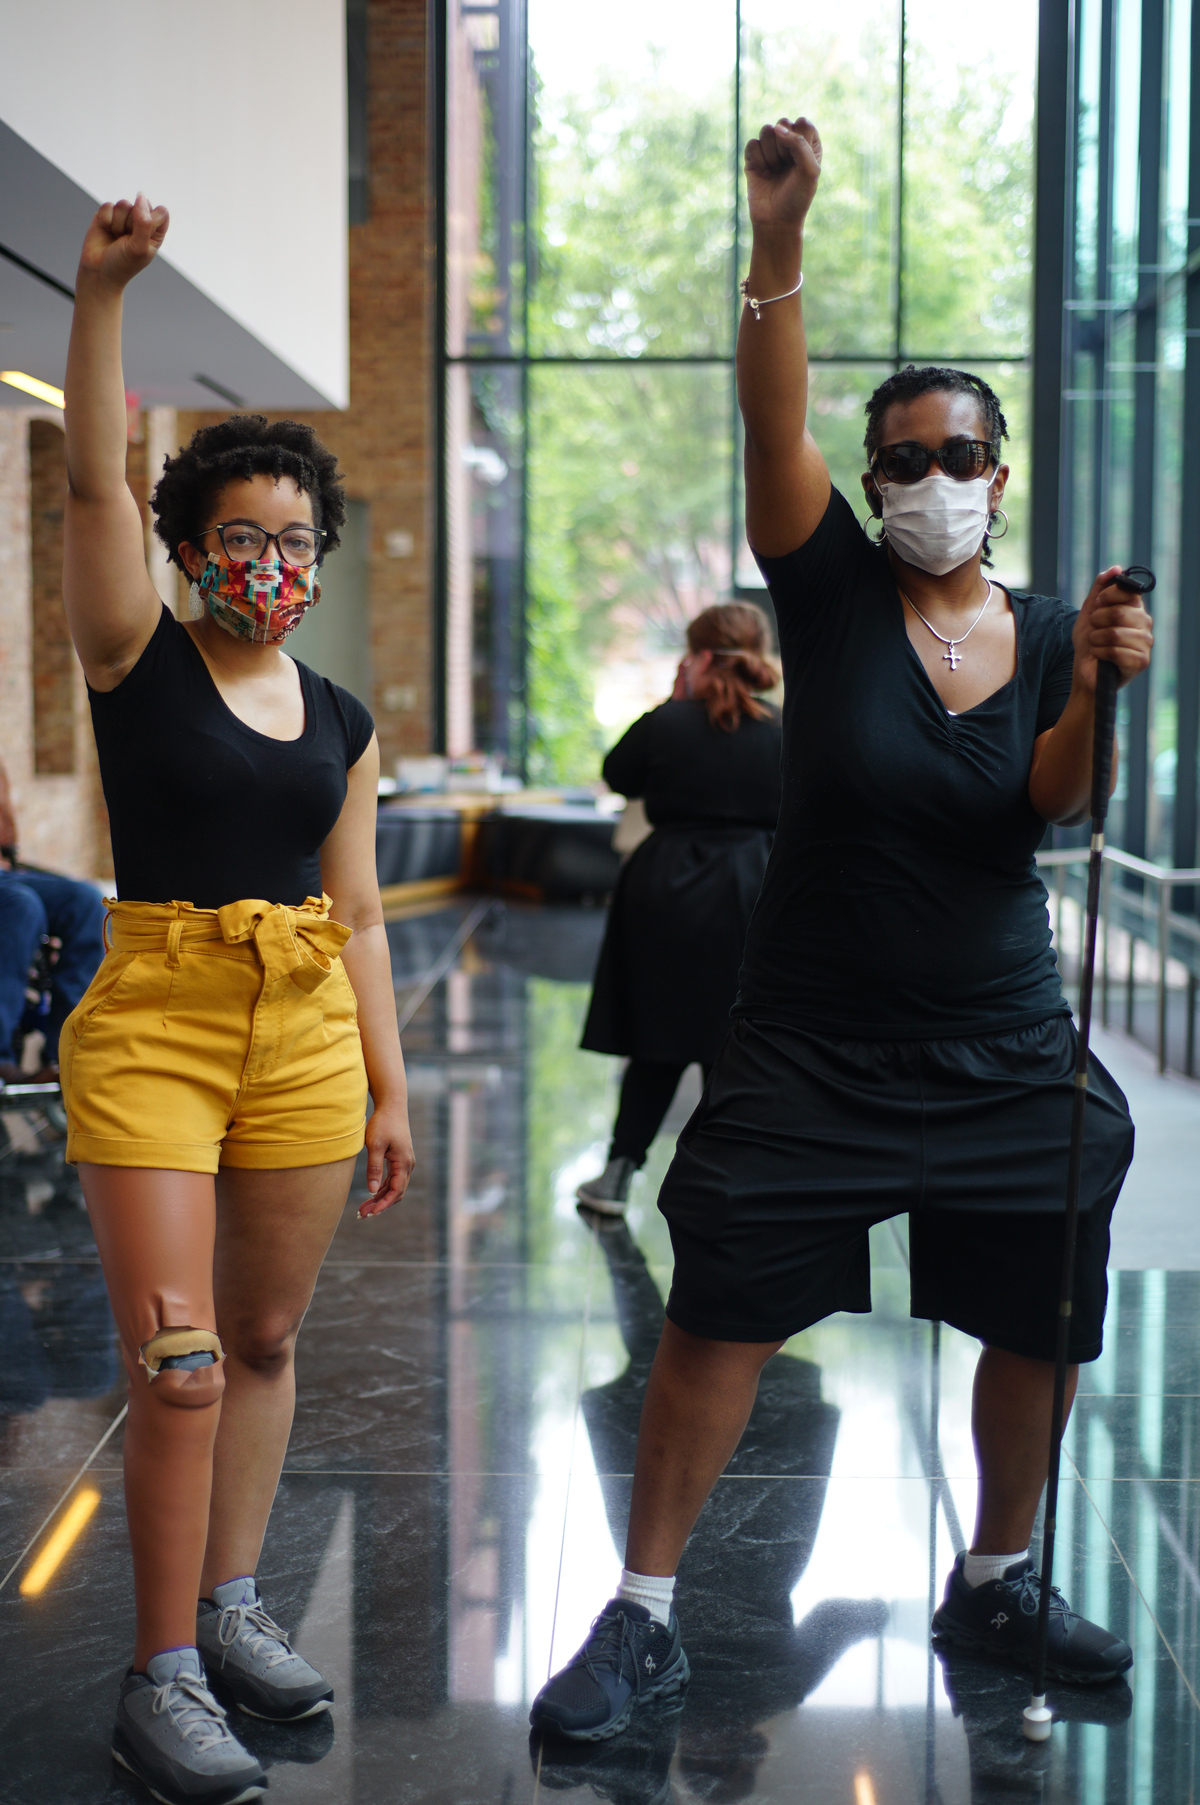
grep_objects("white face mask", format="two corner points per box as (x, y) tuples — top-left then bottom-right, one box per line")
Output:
(878, 472), (992, 576)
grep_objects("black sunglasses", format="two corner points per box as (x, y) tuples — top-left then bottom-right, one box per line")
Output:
(871, 440), (998, 485)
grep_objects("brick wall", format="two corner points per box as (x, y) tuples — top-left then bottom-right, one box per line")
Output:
(29, 420), (73, 776)
(0, 410), (111, 881)
(177, 0), (435, 775)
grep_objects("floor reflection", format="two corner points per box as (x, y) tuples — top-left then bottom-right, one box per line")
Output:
(0, 899), (1197, 1802)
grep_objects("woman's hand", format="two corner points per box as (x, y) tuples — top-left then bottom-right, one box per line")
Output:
(671, 650), (712, 701)
(744, 116), (822, 237)
(1071, 565), (1154, 695)
(358, 1099), (416, 1219)
(78, 193), (169, 292)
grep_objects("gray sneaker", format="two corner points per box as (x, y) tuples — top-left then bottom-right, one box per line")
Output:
(112, 1647), (266, 1804)
(576, 1156), (637, 1216)
(197, 1576), (333, 1721)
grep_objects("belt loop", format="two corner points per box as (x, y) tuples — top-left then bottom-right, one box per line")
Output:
(102, 907), (114, 952)
(166, 920), (184, 970)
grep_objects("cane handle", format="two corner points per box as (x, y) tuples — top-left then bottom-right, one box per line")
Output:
(1090, 566), (1155, 825)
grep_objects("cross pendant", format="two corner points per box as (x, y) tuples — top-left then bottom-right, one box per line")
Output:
(943, 643), (962, 670)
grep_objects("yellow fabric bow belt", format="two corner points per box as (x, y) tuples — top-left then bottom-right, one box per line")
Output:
(105, 895), (352, 992)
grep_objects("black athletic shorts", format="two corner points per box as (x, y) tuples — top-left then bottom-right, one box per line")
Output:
(659, 1014), (1134, 1362)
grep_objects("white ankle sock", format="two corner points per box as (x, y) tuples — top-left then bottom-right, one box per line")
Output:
(616, 1568), (675, 1626)
(963, 1549), (1029, 1588)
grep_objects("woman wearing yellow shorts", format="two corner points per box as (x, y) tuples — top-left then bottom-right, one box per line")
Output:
(59, 195), (414, 1805)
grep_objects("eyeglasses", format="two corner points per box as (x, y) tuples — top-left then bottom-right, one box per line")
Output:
(197, 521), (326, 568)
(871, 440), (998, 485)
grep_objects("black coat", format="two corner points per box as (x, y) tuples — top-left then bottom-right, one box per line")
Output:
(581, 698), (782, 1064)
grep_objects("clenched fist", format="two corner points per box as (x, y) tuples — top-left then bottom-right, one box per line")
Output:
(1071, 566), (1154, 695)
(744, 116), (822, 236)
(78, 193), (170, 292)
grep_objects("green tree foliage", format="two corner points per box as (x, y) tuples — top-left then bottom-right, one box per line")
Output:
(526, 364), (731, 784)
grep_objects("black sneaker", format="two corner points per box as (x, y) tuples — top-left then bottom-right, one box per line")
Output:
(931, 1554), (1133, 1686)
(530, 1600), (690, 1741)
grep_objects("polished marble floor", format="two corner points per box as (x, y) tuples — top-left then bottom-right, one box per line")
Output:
(3, 898), (1200, 1803)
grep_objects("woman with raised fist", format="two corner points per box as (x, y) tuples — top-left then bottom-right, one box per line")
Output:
(531, 115), (1151, 1744)
(59, 194), (414, 1803)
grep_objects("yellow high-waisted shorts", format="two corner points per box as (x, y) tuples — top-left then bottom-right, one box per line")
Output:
(60, 896), (368, 1173)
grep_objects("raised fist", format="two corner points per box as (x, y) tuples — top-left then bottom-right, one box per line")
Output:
(744, 117), (822, 235)
(78, 193), (170, 291)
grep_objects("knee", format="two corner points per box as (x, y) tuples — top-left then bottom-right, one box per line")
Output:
(0, 882), (47, 955)
(659, 1321), (784, 1382)
(61, 879), (106, 944)
(149, 1360), (226, 1410)
(224, 1313), (299, 1377)
(134, 1325), (226, 1410)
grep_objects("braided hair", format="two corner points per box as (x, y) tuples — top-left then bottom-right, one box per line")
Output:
(863, 365), (1008, 462)
(151, 416), (347, 573)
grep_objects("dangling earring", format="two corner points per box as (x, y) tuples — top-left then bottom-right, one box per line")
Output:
(987, 508), (1009, 540)
(187, 580), (206, 620)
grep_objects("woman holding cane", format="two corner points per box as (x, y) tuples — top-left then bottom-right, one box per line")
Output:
(58, 194), (414, 1803)
(532, 115), (1152, 1742)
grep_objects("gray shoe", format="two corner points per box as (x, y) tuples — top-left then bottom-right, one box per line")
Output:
(576, 1156), (637, 1216)
(197, 1576), (333, 1721)
(112, 1647), (266, 1804)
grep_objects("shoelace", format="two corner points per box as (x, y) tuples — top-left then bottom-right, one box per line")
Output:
(151, 1674), (234, 1752)
(216, 1599), (298, 1671)
(579, 1610), (649, 1700)
(1006, 1568), (1072, 1624)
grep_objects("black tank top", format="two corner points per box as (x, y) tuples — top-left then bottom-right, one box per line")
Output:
(88, 605), (375, 908)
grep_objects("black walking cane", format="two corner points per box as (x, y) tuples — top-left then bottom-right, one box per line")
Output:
(1022, 563), (1155, 1743)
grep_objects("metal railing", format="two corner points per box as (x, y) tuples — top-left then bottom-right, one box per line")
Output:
(1036, 847), (1200, 1076)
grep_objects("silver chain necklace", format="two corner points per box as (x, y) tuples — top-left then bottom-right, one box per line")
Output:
(900, 581), (993, 671)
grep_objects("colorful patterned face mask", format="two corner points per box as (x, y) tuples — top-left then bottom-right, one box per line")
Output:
(197, 554), (321, 644)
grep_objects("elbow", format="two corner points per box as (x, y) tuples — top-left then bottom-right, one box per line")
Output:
(332, 895), (384, 939)
(1029, 787), (1089, 829)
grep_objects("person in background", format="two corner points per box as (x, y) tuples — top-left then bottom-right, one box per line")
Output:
(576, 603), (782, 1214)
(0, 756), (105, 1085)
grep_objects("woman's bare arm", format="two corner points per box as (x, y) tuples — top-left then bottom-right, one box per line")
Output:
(738, 116), (831, 557)
(321, 735), (415, 1217)
(63, 195), (170, 690)
(1028, 567), (1154, 824)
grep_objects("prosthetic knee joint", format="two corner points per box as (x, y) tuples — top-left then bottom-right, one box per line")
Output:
(139, 1326), (225, 1380)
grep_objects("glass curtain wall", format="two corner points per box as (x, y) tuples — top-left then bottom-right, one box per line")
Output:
(1062, 0), (1199, 869)
(442, 0), (1038, 783)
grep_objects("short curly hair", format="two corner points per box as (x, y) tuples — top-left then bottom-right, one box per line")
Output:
(151, 415), (347, 573)
(863, 365), (1008, 461)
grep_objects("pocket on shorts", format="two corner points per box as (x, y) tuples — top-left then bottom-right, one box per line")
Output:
(323, 960), (360, 1038)
(59, 952), (145, 1053)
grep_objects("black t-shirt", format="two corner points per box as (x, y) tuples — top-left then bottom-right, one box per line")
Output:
(89, 605), (375, 908)
(603, 698), (782, 830)
(736, 488), (1076, 1038)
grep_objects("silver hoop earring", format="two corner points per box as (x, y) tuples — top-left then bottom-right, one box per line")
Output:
(987, 508), (1009, 540)
(187, 580), (206, 620)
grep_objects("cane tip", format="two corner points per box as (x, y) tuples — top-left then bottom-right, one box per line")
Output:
(1022, 1698), (1052, 1742)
